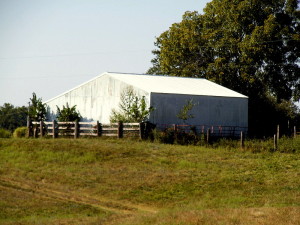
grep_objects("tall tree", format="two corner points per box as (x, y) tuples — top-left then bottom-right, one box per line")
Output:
(148, 11), (212, 78)
(201, 0), (300, 100)
(29, 92), (47, 121)
(148, 0), (300, 136)
(0, 103), (28, 132)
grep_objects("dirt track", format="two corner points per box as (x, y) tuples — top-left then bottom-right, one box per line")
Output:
(0, 177), (158, 215)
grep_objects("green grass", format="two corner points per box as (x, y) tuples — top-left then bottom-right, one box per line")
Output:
(0, 137), (299, 224)
(0, 129), (11, 138)
(0, 184), (108, 224)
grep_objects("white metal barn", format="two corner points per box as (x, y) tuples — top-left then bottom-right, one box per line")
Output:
(45, 72), (248, 131)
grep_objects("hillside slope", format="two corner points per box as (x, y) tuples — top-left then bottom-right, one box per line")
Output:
(0, 138), (299, 224)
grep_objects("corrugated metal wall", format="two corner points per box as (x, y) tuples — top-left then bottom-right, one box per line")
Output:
(46, 74), (150, 123)
(149, 93), (248, 128)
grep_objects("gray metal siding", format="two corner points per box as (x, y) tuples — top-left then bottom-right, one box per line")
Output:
(149, 93), (248, 127)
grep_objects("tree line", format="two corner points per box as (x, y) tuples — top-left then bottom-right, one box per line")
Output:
(0, 93), (81, 133)
(147, 0), (300, 137)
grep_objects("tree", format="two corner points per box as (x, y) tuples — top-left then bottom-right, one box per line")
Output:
(0, 103), (28, 132)
(148, 0), (300, 136)
(177, 99), (196, 124)
(147, 11), (212, 78)
(56, 103), (81, 122)
(110, 87), (154, 123)
(29, 92), (47, 121)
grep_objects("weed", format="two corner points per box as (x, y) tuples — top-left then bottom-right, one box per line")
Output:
(0, 128), (11, 138)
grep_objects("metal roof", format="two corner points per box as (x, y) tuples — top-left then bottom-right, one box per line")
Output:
(107, 72), (248, 98)
(45, 72), (248, 103)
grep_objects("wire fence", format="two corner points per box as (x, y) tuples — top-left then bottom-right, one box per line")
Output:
(156, 124), (248, 138)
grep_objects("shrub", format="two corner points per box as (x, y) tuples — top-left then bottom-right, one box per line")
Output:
(153, 127), (200, 145)
(0, 128), (11, 138)
(13, 127), (28, 138)
(175, 129), (199, 145)
(153, 128), (175, 144)
(110, 87), (153, 123)
(56, 103), (81, 122)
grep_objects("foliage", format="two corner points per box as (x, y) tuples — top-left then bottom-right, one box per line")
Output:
(148, 0), (300, 137)
(176, 99), (196, 124)
(56, 103), (81, 122)
(13, 127), (28, 138)
(29, 92), (47, 121)
(152, 128), (176, 144)
(249, 94), (299, 137)
(0, 103), (28, 132)
(110, 87), (154, 123)
(0, 128), (11, 138)
(153, 126), (200, 145)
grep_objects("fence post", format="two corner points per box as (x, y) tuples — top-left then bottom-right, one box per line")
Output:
(33, 127), (38, 138)
(52, 120), (57, 138)
(139, 122), (145, 140)
(97, 121), (102, 137)
(274, 134), (278, 151)
(26, 116), (32, 138)
(207, 128), (211, 145)
(74, 121), (79, 139)
(40, 121), (44, 138)
(118, 121), (123, 138)
(294, 126), (297, 139)
(173, 124), (177, 132)
(240, 131), (244, 149)
(145, 122), (153, 140)
(173, 124), (177, 140)
(277, 125), (280, 142)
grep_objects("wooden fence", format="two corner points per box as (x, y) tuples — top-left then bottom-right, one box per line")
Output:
(27, 120), (299, 144)
(28, 121), (146, 139)
(28, 120), (248, 140)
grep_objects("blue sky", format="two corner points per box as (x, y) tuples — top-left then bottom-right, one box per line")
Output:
(0, 0), (210, 106)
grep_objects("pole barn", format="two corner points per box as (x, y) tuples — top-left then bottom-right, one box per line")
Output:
(45, 72), (248, 133)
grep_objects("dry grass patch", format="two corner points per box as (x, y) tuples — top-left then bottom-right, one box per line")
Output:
(115, 207), (300, 225)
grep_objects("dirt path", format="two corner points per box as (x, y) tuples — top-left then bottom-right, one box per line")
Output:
(0, 177), (158, 215)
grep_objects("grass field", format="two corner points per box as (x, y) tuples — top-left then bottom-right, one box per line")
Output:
(0, 138), (299, 224)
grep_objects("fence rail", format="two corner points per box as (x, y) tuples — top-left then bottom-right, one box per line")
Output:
(33, 122), (300, 141)
(28, 121), (142, 139)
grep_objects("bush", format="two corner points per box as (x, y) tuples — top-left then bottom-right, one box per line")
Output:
(153, 127), (200, 145)
(13, 127), (28, 138)
(56, 103), (81, 122)
(175, 128), (200, 145)
(0, 128), (11, 138)
(153, 128), (175, 144)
